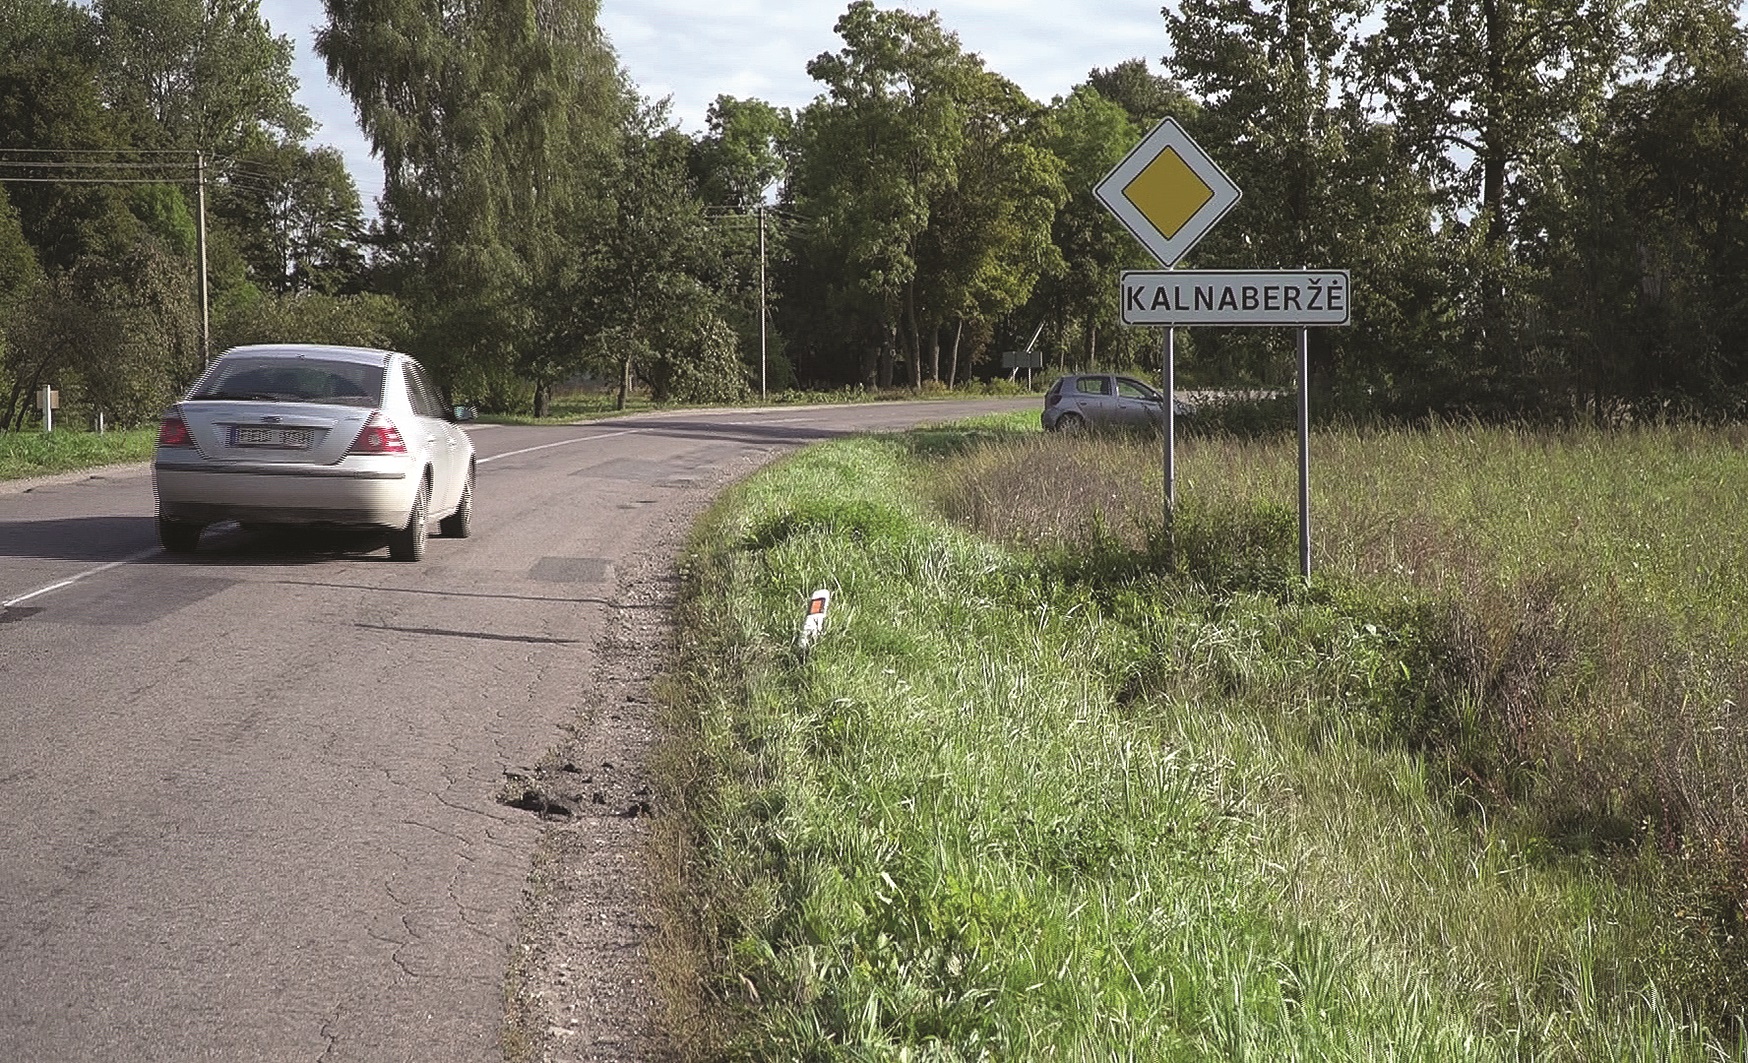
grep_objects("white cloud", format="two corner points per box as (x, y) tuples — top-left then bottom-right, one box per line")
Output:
(602, 0), (1169, 131)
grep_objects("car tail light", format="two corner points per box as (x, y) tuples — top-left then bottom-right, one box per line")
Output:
(157, 414), (193, 447)
(1044, 388), (1060, 408)
(349, 412), (408, 455)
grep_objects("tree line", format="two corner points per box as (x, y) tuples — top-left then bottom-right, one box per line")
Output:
(2, 0), (1745, 428)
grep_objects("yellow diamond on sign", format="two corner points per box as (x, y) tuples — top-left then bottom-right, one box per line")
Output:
(1121, 148), (1214, 240)
(1094, 117), (1241, 267)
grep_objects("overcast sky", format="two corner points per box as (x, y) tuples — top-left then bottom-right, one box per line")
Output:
(257, 0), (1173, 213)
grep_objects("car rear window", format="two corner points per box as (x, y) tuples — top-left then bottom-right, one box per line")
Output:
(1075, 377), (1110, 395)
(190, 357), (384, 407)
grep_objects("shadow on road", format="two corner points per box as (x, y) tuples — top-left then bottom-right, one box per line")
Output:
(0, 515), (389, 565)
(0, 516), (159, 561)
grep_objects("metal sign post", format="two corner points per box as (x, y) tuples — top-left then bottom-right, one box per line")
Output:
(1163, 328), (1176, 555)
(1297, 328), (1312, 580)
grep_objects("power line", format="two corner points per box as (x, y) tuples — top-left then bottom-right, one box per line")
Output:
(0, 147), (202, 155)
(0, 160), (195, 171)
(0, 177), (198, 185)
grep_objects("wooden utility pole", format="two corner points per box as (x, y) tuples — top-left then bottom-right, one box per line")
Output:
(196, 151), (211, 364)
(758, 203), (767, 402)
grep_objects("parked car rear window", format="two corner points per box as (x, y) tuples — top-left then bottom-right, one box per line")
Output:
(1075, 377), (1110, 395)
(191, 358), (384, 407)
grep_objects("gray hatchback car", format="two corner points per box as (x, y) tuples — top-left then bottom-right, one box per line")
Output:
(1041, 373), (1189, 434)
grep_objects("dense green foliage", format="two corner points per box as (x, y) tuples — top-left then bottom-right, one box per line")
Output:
(659, 417), (1748, 1058)
(3, 0), (1746, 425)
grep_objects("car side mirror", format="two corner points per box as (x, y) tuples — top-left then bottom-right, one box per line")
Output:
(451, 405), (477, 423)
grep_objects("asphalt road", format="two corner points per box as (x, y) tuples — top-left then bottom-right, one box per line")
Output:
(0, 398), (1036, 1062)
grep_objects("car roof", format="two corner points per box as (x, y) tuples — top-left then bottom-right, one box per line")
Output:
(219, 343), (400, 368)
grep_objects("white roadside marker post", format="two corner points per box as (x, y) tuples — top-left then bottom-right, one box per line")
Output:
(798, 588), (832, 651)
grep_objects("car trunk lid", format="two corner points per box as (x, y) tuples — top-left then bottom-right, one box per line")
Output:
(176, 401), (371, 465)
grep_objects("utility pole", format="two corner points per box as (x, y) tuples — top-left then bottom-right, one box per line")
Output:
(758, 203), (768, 402)
(195, 150), (211, 365)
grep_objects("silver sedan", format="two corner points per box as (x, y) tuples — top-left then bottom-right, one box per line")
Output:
(152, 344), (476, 561)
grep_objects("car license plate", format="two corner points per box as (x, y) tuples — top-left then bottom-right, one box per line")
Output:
(232, 426), (312, 449)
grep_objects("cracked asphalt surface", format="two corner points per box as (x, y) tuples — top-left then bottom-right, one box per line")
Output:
(0, 399), (1034, 1061)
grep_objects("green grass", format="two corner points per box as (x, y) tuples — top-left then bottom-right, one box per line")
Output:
(479, 381), (1043, 426)
(0, 427), (157, 481)
(472, 390), (658, 425)
(657, 417), (1748, 1060)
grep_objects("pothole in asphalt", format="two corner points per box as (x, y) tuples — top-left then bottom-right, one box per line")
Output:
(496, 763), (656, 821)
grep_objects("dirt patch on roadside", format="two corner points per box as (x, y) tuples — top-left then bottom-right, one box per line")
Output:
(498, 514), (685, 1062)
(498, 452), (765, 1063)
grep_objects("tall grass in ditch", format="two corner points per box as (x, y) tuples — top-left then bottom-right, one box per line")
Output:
(1185, 423), (1748, 972)
(658, 415), (1745, 1060)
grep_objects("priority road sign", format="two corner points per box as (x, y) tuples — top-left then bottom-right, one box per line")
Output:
(1094, 118), (1241, 268)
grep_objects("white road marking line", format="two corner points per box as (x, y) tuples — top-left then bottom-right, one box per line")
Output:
(477, 428), (636, 465)
(2, 547), (161, 609)
(3, 428), (637, 610)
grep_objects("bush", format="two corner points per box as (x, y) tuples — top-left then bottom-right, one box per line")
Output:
(215, 289), (411, 352)
(644, 315), (753, 405)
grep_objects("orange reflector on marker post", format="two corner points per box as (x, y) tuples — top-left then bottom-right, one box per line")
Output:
(798, 588), (831, 650)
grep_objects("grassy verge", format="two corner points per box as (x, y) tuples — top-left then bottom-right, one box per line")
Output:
(658, 415), (1747, 1059)
(479, 381), (1042, 426)
(472, 391), (657, 425)
(0, 427), (157, 481)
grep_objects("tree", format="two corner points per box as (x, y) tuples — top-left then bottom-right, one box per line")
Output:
(1028, 83), (1156, 372)
(318, 0), (629, 401)
(0, 189), (47, 427)
(1532, 32), (1748, 418)
(689, 96), (794, 389)
(1358, 0), (1740, 414)
(5, 239), (197, 429)
(783, 1), (1061, 387)
(563, 112), (741, 409)
(95, 0), (309, 152)
(1359, 0), (1625, 247)
(216, 289), (409, 351)
(1166, 0), (1449, 403)
(1085, 58), (1196, 129)
(0, 0), (140, 271)
(690, 95), (791, 211)
(220, 141), (365, 295)
(912, 81), (1064, 385)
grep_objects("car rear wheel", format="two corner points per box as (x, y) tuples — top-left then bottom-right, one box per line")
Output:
(438, 467), (473, 539)
(388, 478), (429, 562)
(1055, 412), (1086, 436)
(158, 517), (203, 554)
